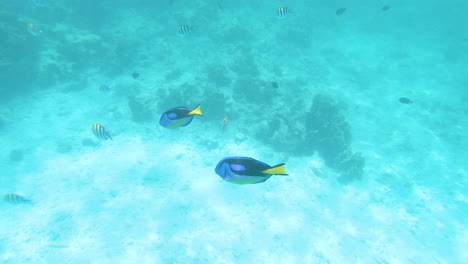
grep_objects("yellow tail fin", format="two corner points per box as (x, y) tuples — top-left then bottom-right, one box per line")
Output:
(188, 104), (203, 116)
(262, 163), (288, 175)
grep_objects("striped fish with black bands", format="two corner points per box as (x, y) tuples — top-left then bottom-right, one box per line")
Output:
(92, 123), (112, 140)
(277, 7), (290, 18)
(3, 193), (32, 204)
(177, 25), (191, 36)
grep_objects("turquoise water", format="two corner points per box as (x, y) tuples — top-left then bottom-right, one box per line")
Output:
(1, 0), (467, 263)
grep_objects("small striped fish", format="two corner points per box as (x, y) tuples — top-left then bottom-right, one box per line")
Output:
(99, 84), (111, 93)
(276, 7), (290, 18)
(92, 123), (112, 140)
(27, 23), (42, 36)
(3, 194), (31, 204)
(177, 25), (191, 36)
(222, 116), (229, 132)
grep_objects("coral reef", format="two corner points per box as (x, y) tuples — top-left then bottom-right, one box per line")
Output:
(154, 83), (203, 113)
(200, 89), (228, 122)
(204, 64), (232, 88)
(0, 9), (40, 101)
(229, 48), (259, 78)
(9, 149), (24, 162)
(127, 96), (155, 123)
(305, 94), (364, 183)
(232, 78), (276, 104)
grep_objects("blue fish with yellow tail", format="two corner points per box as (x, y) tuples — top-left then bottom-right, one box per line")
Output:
(159, 105), (203, 129)
(215, 157), (288, 185)
(92, 123), (112, 140)
(3, 193), (32, 204)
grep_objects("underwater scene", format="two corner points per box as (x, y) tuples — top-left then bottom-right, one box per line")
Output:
(0, 0), (467, 263)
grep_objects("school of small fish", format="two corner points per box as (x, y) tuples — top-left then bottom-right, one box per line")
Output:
(5, 1), (400, 203)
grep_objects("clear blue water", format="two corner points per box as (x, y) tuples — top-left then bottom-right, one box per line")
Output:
(1, 0), (467, 263)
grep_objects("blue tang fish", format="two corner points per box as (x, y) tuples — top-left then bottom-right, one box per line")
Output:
(159, 105), (203, 128)
(215, 157), (288, 185)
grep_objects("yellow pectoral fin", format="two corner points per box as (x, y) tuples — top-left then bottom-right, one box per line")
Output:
(188, 104), (203, 116)
(262, 164), (288, 175)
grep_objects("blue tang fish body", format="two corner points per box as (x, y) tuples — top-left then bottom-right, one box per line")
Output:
(159, 105), (203, 128)
(215, 157), (288, 185)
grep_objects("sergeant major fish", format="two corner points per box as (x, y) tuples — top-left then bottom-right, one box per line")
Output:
(177, 25), (192, 36)
(159, 105), (203, 128)
(222, 116), (229, 132)
(215, 157), (288, 185)
(3, 193), (32, 204)
(27, 23), (43, 36)
(92, 123), (112, 140)
(99, 84), (111, 93)
(277, 7), (291, 18)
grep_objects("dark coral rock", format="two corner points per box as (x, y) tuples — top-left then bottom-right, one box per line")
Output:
(305, 94), (351, 154)
(229, 48), (259, 77)
(128, 96), (154, 123)
(305, 94), (364, 183)
(271, 81), (279, 89)
(155, 83), (202, 114)
(9, 149), (24, 162)
(204, 64), (231, 88)
(335, 151), (365, 184)
(200, 90), (228, 121)
(232, 78), (274, 104)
